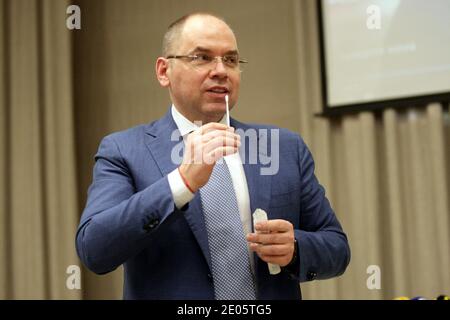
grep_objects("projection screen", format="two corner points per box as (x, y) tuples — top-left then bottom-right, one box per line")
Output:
(319, 0), (450, 114)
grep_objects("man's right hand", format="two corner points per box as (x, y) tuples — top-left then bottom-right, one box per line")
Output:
(179, 122), (241, 193)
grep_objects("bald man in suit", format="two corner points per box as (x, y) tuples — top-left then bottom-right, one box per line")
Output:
(76, 13), (350, 299)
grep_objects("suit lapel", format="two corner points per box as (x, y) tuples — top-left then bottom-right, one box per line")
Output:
(144, 110), (180, 176)
(242, 158), (272, 218)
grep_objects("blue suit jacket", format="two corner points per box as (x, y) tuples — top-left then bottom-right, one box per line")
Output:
(76, 109), (350, 299)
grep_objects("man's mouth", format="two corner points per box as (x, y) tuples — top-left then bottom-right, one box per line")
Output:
(206, 86), (229, 94)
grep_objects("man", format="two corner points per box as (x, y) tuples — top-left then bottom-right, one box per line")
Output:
(76, 13), (350, 300)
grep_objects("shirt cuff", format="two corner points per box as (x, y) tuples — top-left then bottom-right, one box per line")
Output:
(167, 168), (195, 209)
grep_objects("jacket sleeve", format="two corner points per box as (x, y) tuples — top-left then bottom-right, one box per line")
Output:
(75, 135), (180, 274)
(292, 135), (351, 282)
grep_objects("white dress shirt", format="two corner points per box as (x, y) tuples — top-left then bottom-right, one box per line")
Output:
(167, 105), (254, 270)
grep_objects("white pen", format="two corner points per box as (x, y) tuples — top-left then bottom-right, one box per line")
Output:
(225, 94), (230, 127)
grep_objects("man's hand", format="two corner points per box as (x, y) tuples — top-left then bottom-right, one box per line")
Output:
(179, 122), (240, 193)
(246, 219), (296, 267)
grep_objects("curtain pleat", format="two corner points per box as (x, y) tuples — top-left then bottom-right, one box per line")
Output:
(8, 0), (47, 299)
(0, 0), (8, 300)
(382, 109), (409, 296)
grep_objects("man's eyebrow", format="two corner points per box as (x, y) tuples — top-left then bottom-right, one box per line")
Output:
(225, 50), (239, 55)
(189, 47), (212, 54)
(189, 47), (239, 55)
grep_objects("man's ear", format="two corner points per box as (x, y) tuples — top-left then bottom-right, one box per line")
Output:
(156, 57), (170, 87)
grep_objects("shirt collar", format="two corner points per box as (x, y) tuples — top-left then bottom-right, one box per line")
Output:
(171, 104), (227, 137)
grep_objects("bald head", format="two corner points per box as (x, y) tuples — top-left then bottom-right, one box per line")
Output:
(162, 13), (236, 57)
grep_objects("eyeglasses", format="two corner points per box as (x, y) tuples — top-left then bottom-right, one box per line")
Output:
(166, 54), (248, 71)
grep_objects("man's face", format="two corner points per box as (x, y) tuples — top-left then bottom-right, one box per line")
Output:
(164, 16), (241, 123)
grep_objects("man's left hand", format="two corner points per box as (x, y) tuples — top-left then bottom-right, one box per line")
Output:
(246, 219), (296, 267)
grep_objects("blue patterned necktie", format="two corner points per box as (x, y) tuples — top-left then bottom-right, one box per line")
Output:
(199, 160), (256, 300)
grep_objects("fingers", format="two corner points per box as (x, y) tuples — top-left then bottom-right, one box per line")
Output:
(202, 136), (240, 164)
(254, 219), (293, 233)
(246, 232), (294, 245)
(204, 146), (240, 164)
(186, 124), (241, 165)
(179, 123), (239, 190)
(203, 135), (240, 154)
(256, 254), (292, 266)
(186, 124), (236, 147)
(201, 129), (239, 144)
(249, 243), (291, 256)
(246, 219), (295, 267)
(247, 219), (294, 246)
(190, 122), (234, 139)
(197, 122), (230, 134)
(248, 242), (294, 267)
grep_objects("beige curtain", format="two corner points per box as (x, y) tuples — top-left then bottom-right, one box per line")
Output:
(1, 0), (449, 300)
(0, 0), (80, 299)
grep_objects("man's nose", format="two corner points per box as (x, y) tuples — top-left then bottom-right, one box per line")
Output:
(209, 58), (228, 78)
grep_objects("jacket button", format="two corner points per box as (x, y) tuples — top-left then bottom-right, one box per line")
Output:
(143, 219), (160, 231)
(307, 271), (317, 281)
